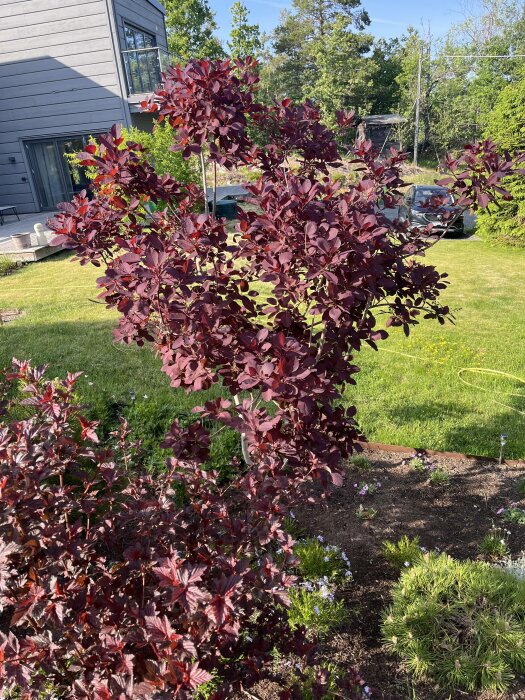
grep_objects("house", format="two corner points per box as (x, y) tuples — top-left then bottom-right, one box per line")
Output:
(0, 0), (169, 214)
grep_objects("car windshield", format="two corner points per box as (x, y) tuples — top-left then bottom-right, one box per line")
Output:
(414, 189), (453, 205)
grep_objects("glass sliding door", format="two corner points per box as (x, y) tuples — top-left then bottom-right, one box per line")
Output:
(58, 136), (92, 198)
(25, 135), (95, 211)
(26, 141), (66, 210)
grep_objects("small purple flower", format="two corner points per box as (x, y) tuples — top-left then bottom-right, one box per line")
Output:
(317, 534), (324, 543)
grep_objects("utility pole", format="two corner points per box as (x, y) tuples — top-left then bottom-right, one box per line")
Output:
(413, 44), (423, 167)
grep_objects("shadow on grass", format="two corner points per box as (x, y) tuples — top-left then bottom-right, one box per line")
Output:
(379, 397), (525, 460)
(0, 319), (229, 467)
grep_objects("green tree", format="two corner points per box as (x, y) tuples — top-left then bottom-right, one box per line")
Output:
(164, 0), (225, 62)
(132, 121), (198, 183)
(228, 2), (262, 60)
(367, 38), (403, 115)
(476, 72), (525, 246)
(304, 18), (375, 123)
(260, 0), (375, 120)
(395, 2), (525, 158)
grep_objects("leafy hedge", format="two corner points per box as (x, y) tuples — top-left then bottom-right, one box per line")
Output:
(477, 74), (525, 246)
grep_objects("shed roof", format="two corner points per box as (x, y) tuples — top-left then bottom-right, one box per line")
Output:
(362, 114), (407, 126)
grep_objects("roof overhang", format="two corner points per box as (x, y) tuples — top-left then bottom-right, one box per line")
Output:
(363, 114), (407, 126)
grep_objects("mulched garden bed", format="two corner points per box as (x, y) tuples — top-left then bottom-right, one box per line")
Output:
(244, 448), (525, 700)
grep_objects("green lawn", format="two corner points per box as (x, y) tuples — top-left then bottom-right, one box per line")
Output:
(1, 241), (524, 459)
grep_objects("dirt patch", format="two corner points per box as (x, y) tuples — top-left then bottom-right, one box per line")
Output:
(0, 309), (23, 324)
(241, 449), (525, 700)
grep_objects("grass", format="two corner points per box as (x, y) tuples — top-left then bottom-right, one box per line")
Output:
(0, 251), (225, 468)
(1, 238), (525, 459)
(346, 241), (525, 458)
(381, 535), (423, 570)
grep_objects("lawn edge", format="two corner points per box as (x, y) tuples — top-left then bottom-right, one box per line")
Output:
(357, 440), (525, 467)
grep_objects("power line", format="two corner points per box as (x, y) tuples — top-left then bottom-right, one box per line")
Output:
(441, 54), (525, 58)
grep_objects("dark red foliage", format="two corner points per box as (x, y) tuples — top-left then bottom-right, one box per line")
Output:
(142, 58), (260, 168)
(438, 138), (525, 209)
(7, 59), (523, 697)
(251, 99), (344, 177)
(0, 361), (312, 698)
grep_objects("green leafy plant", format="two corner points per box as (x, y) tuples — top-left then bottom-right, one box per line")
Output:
(355, 504), (377, 520)
(381, 535), (423, 570)
(498, 503), (525, 525)
(517, 479), (525, 498)
(382, 552), (525, 693)
(429, 468), (450, 486)
(194, 673), (221, 699)
(0, 255), (18, 277)
(353, 480), (381, 497)
(294, 537), (351, 582)
(288, 585), (348, 637)
(408, 456), (426, 471)
(350, 454), (371, 472)
(479, 530), (509, 560)
(283, 513), (304, 539)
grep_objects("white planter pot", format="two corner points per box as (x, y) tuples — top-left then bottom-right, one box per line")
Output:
(11, 233), (32, 250)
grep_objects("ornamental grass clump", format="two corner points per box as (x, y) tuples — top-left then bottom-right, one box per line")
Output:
(381, 535), (424, 570)
(479, 530), (509, 560)
(382, 552), (525, 693)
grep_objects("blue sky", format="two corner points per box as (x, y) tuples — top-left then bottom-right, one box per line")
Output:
(211, 0), (471, 44)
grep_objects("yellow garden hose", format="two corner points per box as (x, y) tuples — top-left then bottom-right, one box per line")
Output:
(379, 347), (525, 416)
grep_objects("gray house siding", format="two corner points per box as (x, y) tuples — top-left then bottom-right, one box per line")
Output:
(0, 0), (167, 214)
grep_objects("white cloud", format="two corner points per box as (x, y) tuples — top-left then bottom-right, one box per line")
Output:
(370, 17), (405, 26)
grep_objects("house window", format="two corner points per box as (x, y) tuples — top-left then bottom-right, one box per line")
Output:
(123, 24), (160, 94)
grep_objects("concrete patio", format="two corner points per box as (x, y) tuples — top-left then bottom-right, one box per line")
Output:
(0, 211), (62, 262)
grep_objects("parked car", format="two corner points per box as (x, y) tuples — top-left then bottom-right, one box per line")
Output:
(398, 185), (464, 237)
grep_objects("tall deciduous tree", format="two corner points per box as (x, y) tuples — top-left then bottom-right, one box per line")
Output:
(164, 0), (225, 62)
(228, 2), (262, 60)
(260, 0), (373, 119)
(396, 1), (525, 157)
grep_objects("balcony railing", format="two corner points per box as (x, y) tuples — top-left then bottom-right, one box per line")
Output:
(122, 47), (170, 95)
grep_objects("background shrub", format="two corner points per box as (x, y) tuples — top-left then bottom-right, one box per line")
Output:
(476, 74), (525, 247)
(382, 552), (525, 693)
(0, 255), (18, 277)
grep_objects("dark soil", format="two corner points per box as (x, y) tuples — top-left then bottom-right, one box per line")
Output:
(245, 449), (525, 700)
